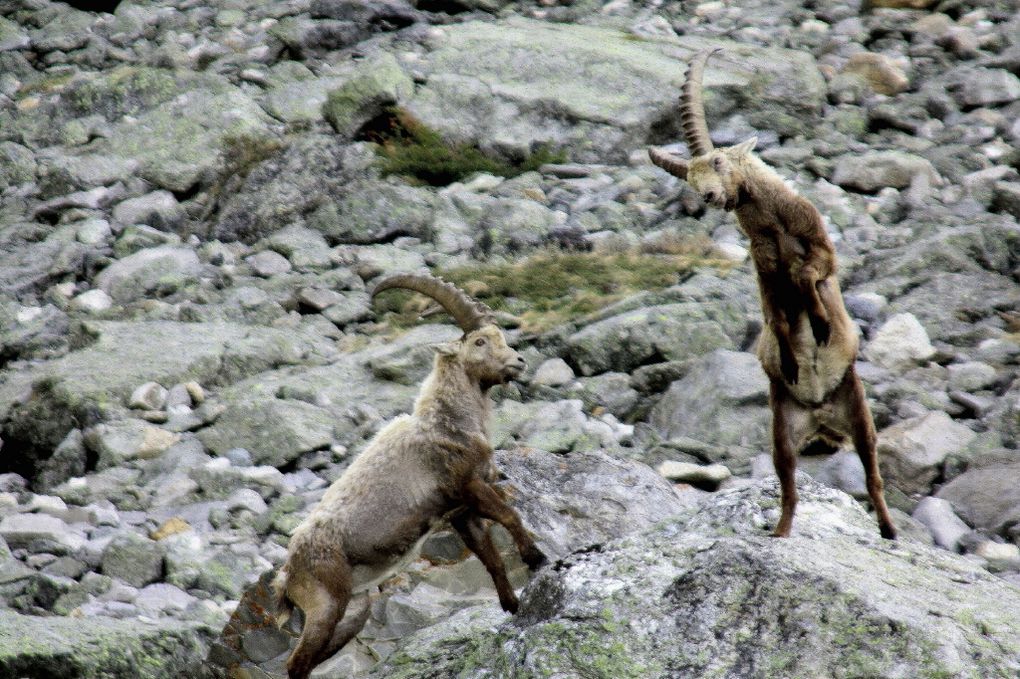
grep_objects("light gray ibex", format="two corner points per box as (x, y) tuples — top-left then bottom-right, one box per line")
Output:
(648, 49), (896, 540)
(272, 272), (547, 679)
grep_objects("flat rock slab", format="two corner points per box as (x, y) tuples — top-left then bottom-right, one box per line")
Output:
(408, 18), (826, 162)
(372, 477), (1020, 678)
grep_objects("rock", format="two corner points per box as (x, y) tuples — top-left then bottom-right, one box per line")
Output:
(832, 151), (940, 193)
(840, 52), (909, 96)
(656, 460), (732, 490)
(649, 350), (771, 470)
(323, 53), (413, 137)
(911, 496), (971, 551)
(74, 218), (113, 246)
(68, 289), (113, 313)
(198, 399), (335, 468)
(992, 181), (1020, 219)
(86, 420), (179, 469)
(0, 514), (85, 553)
(808, 449), (867, 499)
(112, 191), (184, 232)
(134, 582), (197, 616)
(245, 250), (292, 278)
(0, 609), (211, 678)
(570, 373), (640, 420)
(101, 531), (165, 588)
(877, 411), (976, 497)
(373, 478), (1020, 679)
(309, 181), (436, 245)
(936, 462), (1020, 535)
(150, 517), (191, 542)
(867, 0), (935, 7)
(565, 303), (738, 376)
(972, 541), (1020, 573)
(129, 382), (168, 411)
(0, 16), (29, 52)
(946, 361), (997, 392)
(530, 358), (575, 387)
(492, 399), (621, 454)
(408, 18), (826, 162)
(956, 69), (1020, 108)
(0, 141), (36, 190)
(863, 313), (936, 370)
(94, 246), (203, 304)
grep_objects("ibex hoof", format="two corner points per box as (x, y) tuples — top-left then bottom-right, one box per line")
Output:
(523, 547), (548, 571)
(880, 523), (897, 540)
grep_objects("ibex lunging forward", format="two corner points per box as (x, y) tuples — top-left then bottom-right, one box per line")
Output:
(272, 273), (547, 679)
(649, 49), (895, 540)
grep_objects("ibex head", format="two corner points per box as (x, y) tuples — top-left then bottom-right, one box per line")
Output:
(648, 48), (758, 212)
(372, 272), (526, 386)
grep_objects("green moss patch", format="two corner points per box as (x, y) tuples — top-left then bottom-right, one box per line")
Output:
(367, 107), (565, 186)
(375, 245), (731, 333)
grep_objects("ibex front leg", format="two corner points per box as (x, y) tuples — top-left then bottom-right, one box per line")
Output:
(450, 511), (519, 613)
(461, 477), (547, 570)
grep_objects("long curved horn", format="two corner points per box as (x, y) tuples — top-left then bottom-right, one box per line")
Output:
(371, 272), (495, 333)
(680, 48), (721, 157)
(648, 147), (689, 179)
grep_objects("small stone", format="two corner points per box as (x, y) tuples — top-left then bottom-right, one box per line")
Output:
(86, 421), (180, 469)
(225, 448), (253, 467)
(134, 582), (197, 615)
(246, 250), (292, 277)
(841, 52), (909, 96)
(912, 496), (971, 551)
(149, 517), (191, 541)
(129, 382), (169, 411)
(531, 358), (575, 387)
(297, 287), (344, 312)
(112, 191), (184, 231)
(833, 151), (940, 193)
(657, 461), (732, 490)
(844, 292), (886, 322)
(184, 381), (206, 404)
(227, 489), (268, 515)
(864, 313), (936, 370)
(25, 495), (69, 520)
(165, 384), (193, 410)
(69, 289), (114, 313)
(76, 218), (112, 246)
(0, 514), (86, 553)
(958, 69), (1020, 108)
(972, 541), (1020, 573)
(946, 361), (997, 392)
(101, 532), (165, 588)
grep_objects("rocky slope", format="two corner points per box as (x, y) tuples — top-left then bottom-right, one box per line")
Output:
(0, 0), (1018, 676)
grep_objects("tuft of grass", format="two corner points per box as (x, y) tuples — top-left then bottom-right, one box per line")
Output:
(367, 107), (565, 186)
(376, 245), (732, 333)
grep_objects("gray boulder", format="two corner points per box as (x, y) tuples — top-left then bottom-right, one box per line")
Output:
(877, 411), (976, 497)
(650, 350), (771, 470)
(373, 477), (1020, 679)
(407, 18), (826, 162)
(94, 246), (203, 304)
(936, 461), (1020, 536)
(832, 151), (941, 193)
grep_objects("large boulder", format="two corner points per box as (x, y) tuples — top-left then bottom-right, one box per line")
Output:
(0, 610), (213, 679)
(373, 477), (1020, 678)
(407, 18), (826, 162)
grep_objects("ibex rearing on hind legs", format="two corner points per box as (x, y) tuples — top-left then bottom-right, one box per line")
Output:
(649, 49), (896, 540)
(272, 273), (547, 679)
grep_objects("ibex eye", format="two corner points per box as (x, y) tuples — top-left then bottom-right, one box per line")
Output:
(474, 338), (486, 346)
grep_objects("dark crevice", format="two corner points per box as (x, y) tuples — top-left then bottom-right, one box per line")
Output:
(56, 0), (122, 12)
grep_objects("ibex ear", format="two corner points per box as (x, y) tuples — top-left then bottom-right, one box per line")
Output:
(431, 341), (460, 357)
(732, 137), (758, 156)
(648, 147), (688, 180)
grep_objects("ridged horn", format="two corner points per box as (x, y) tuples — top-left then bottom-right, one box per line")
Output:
(648, 147), (688, 179)
(371, 272), (495, 333)
(679, 48), (721, 157)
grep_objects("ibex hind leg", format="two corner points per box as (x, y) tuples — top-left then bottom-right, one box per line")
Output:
(842, 367), (896, 540)
(452, 511), (519, 613)
(769, 380), (799, 538)
(285, 558), (354, 679)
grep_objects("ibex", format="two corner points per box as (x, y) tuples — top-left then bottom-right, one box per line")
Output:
(648, 49), (896, 540)
(272, 273), (547, 679)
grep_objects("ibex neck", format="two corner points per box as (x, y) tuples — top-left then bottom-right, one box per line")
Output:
(735, 158), (797, 216)
(414, 357), (490, 439)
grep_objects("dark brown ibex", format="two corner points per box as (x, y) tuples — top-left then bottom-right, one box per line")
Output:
(648, 49), (896, 540)
(272, 273), (546, 679)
